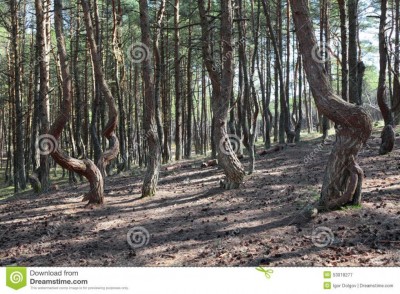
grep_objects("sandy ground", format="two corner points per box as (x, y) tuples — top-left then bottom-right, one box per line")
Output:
(0, 132), (399, 267)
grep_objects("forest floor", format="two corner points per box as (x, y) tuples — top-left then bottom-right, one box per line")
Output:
(1, 127), (400, 267)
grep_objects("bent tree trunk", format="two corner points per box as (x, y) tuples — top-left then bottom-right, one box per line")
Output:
(198, 0), (245, 189)
(291, 0), (372, 211)
(81, 0), (119, 178)
(139, 0), (161, 197)
(377, 0), (395, 155)
(34, 0), (50, 191)
(51, 0), (103, 205)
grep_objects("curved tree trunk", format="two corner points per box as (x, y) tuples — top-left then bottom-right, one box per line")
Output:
(248, 0), (261, 174)
(51, 0), (103, 205)
(377, 0), (395, 155)
(236, 0), (257, 174)
(291, 0), (372, 211)
(112, 0), (127, 173)
(139, 0), (161, 197)
(81, 0), (119, 178)
(198, 0), (245, 188)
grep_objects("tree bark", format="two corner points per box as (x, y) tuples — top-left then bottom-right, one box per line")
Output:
(262, 0), (295, 143)
(112, 0), (127, 172)
(174, 0), (182, 161)
(348, 0), (360, 105)
(377, 0), (395, 155)
(34, 0), (51, 191)
(81, 0), (119, 178)
(185, 21), (193, 159)
(338, 0), (348, 101)
(154, 0), (166, 161)
(139, 0), (161, 197)
(51, 0), (104, 205)
(198, 0), (245, 189)
(291, 0), (372, 211)
(393, 0), (400, 124)
(10, 0), (27, 191)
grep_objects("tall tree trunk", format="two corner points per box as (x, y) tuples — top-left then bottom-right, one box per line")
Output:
(185, 21), (193, 159)
(377, 0), (395, 155)
(89, 0), (103, 165)
(338, 0), (348, 101)
(295, 54), (303, 142)
(236, 0), (252, 172)
(392, 0), (400, 124)
(73, 3), (84, 160)
(112, 0), (127, 172)
(161, 29), (171, 163)
(35, 0), (49, 191)
(198, 0), (245, 189)
(81, 0), (119, 178)
(10, 0), (26, 191)
(154, 0), (166, 161)
(348, 0), (360, 105)
(51, 0), (104, 205)
(262, 0), (295, 143)
(139, 0), (161, 197)
(291, 0), (372, 211)
(248, 0), (261, 174)
(258, 35), (271, 149)
(174, 0), (182, 161)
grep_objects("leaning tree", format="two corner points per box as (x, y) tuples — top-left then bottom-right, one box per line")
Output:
(290, 0), (372, 211)
(197, 0), (245, 189)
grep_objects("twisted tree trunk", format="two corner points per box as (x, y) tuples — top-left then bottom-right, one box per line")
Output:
(291, 0), (372, 211)
(81, 0), (119, 178)
(51, 0), (103, 205)
(139, 0), (161, 197)
(112, 0), (127, 172)
(377, 0), (395, 155)
(198, 0), (245, 189)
